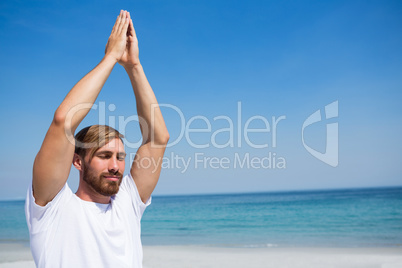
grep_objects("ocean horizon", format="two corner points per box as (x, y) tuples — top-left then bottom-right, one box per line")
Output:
(1, 186), (401, 248)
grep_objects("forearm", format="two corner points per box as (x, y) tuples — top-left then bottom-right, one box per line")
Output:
(125, 64), (169, 144)
(55, 55), (117, 132)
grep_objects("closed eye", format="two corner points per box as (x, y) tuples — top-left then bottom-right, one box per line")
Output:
(95, 151), (126, 160)
(117, 153), (126, 161)
(97, 154), (112, 159)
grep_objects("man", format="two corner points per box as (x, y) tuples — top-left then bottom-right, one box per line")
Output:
(25, 10), (169, 268)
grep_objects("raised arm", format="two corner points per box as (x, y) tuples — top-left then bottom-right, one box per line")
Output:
(32, 11), (130, 206)
(118, 12), (169, 203)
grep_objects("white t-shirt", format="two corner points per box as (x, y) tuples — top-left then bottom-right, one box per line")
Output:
(25, 174), (151, 268)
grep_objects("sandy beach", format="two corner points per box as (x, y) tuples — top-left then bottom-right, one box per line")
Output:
(1, 243), (401, 268)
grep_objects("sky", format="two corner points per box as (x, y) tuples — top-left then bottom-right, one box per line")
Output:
(0, 0), (401, 199)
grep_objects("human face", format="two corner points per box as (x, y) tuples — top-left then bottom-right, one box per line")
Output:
(82, 138), (126, 196)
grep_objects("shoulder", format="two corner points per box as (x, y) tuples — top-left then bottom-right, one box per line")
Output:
(114, 174), (151, 217)
(25, 182), (73, 232)
(28, 182), (73, 208)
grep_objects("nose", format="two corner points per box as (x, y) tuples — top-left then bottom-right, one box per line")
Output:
(108, 157), (119, 175)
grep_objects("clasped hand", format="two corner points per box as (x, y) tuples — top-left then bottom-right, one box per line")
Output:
(105, 10), (140, 68)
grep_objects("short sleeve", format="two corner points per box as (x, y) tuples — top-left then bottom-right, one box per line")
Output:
(117, 174), (151, 219)
(25, 183), (73, 234)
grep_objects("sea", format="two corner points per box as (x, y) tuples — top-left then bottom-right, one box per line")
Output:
(1, 187), (401, 248)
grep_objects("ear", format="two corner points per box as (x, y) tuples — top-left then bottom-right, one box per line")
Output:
(73, 153), (84, 171)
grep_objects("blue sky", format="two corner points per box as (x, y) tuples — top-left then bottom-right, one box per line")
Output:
(1, 0), (401, 199)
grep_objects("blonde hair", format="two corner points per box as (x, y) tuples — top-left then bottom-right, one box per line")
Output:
(74, 125), (124, 160)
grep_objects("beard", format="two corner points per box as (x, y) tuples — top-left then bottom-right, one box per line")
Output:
(82, 164), (123, 197)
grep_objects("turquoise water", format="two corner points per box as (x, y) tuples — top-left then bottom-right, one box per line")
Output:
(0, 200), (29, 243)
(141, 187), (402, 247)
(1, 187), (402, 247)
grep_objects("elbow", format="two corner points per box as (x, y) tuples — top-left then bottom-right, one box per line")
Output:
(161, 132), (170, 145)
(152, 131), (170, 146)
(157, 132), (170, 145)
(53, 109), (66, 127)
(53, 108), (74, 131)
